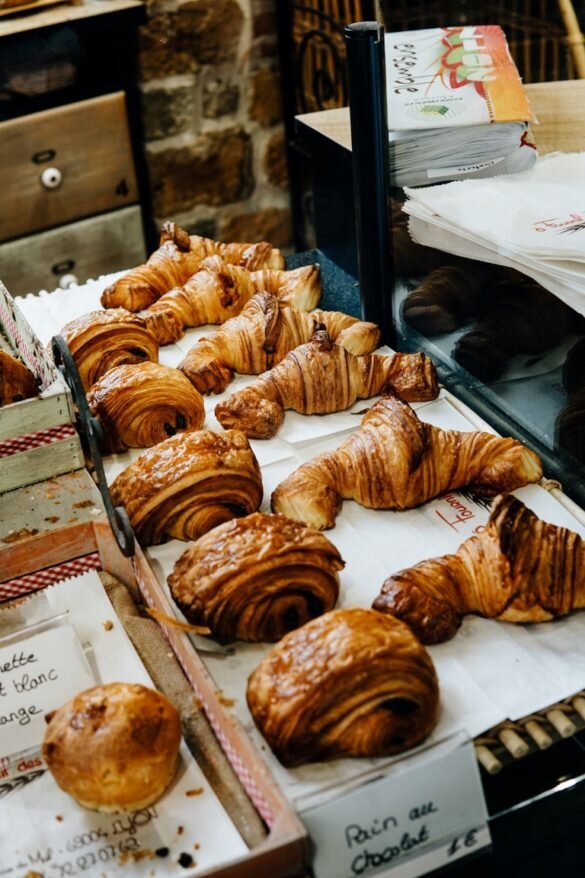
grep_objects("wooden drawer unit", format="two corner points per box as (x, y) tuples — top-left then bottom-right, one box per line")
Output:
(0, 91), (138, 242)
(0, 205), (146, 296)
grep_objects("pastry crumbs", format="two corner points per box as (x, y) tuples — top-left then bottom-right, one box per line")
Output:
(185, 788), (204, 797)
(103, 620), (114, 631)
(73, 500), (95, 508)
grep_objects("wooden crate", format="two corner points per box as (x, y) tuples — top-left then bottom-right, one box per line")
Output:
(0, 278), (84, 493)
(0, 516), (310, 878)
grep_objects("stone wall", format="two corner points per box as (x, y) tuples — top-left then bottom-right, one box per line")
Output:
(138, 0), (292, 249)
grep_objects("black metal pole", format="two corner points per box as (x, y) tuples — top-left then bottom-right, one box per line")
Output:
(345, 21), (395, 346)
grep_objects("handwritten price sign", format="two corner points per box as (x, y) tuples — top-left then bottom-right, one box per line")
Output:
(0, 625), (95, 759)
(300, 735), (490, 878)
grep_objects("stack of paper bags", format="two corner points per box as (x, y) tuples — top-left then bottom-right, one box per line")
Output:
(403, 152), (585, 318)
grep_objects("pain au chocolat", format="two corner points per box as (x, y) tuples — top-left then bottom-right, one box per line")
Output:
(272, 395), (542, 529)
(374, 494), (585, 644)
(59, 308), (158, 391)
(109, 429), (263, 544)
(168, 512), (344, 642)
(43, 682), (181, 812)
(86, 362), (205, 453)
(247, 607), (439, 766)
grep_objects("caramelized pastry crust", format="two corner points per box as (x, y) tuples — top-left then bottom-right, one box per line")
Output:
(215, 331), (438, 438)
(87, 362), (205, 453)
(168, 512), (344, 641)
(374, 493), (585, 643)
(0, 350), (38, 406)
(178, 292), (381, 394)
(110, 429), (263, 544)
(42, 682), (181, 812)
(142, 308), (185, 345)
(100, 222), (285, 312)
(271, 395), (543, 529)
(146, 255), (322, 337)
(247, 607), (439, 766)
(59, 309), (159, 391)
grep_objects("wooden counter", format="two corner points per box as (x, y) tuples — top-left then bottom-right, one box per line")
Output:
(296, 80), (585, 155)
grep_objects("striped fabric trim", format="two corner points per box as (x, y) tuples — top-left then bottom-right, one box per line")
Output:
(0, 553), (101, 601)
(0, 424), (77, 458)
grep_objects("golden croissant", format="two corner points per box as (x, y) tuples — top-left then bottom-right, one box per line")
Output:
(59, 309), (159, 391)
(0, 351), (38, 406)
(146, 255), (322, 339)
(374, 493), (585, 644)
(215, 330), (438, 438)
(100, 222), (285, 312)
(247, 607), (439, 766)
(141, 308), (185, 346)
(271, 396), (543, 529)
(109, 429), (262, 545)
(178, 292), (381, 394)
(168, 512), (343, 641)
(86, 362), (205, 453)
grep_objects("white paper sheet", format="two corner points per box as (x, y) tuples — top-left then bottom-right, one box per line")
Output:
(0, 572), (247, 877)
(18, 277), (585, 808)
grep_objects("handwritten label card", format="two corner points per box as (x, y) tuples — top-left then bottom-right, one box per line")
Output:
(0, 625), (95, 758)
(300, 736), (490, 878)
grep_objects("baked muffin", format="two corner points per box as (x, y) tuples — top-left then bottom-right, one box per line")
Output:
(42, 682), (181, 812)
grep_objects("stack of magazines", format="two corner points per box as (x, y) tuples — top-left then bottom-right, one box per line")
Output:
(402, 151), (585, 318)
(385, 25), (537, 187)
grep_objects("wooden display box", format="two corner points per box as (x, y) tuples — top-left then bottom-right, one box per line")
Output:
(0, 515), (309, 878)
(0, 279), (84, 493)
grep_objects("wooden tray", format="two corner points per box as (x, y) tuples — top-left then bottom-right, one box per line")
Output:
(0, 279), (84, 493)
(0, 515), (310, 878)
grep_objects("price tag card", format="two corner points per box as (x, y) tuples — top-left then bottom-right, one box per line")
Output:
(0, 624), (95, 760)
(299, 734), (491, 878)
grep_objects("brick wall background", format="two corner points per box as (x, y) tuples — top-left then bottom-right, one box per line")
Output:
(138, 0), (292, 249)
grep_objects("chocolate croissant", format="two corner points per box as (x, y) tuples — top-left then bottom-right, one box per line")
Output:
(59, 309), (159, 391)
(146, 255), (322, 339)
(168, 512), (343, 641)
(86, 362), (205, 453)
(109, 429), (263, 545)
(0, 350), (38, 406)
(271, 395), (542, 529)
(374, 493), (585, 644)
(178, 292), (381, 394)
(246, 607), (439, 766)
(101, 222), (285, 312)
(215, 330), (438, 438)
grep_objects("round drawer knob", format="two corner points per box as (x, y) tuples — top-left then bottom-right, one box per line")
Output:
(59, 273), (78, 289)
(40, 167), (63, 190)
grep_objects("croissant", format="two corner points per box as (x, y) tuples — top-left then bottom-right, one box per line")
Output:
(146, 255), (322, 338)
(246, 607), (439, 766)
(168, 512), (343, 641)
(141, 308), (185, 346)
(59, 309), (159, 391)
(109, 429), (262, 545)
(453, 279), (580, 382)
(401, 262), (506, 336)
(86, 362), (205, 453)
(373, 493), (585, 644)
(0, 351), (38, 406)
(271, 395), (542, 529)
(215, 330), (438, 438)
(178, 292), (381, 394)
(101, 222), (285, 312)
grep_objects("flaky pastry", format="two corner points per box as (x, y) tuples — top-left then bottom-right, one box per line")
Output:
(110, 429), (263, 544)
(168, 512), (343, 641)
(374, 493), (585, 643)
(59, 308), (158, 391)
(271, 396), (543, 529)
(178, 292), (381, 394)
(101, 223), (285, 312)
(87, 362), (205, 453)
(247, 607), (439, 766)
(215, 330), (438, 438)
(0, 350), (38, 406)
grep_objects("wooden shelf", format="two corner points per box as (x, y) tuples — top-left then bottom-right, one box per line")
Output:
(0, 0), (143, 37)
